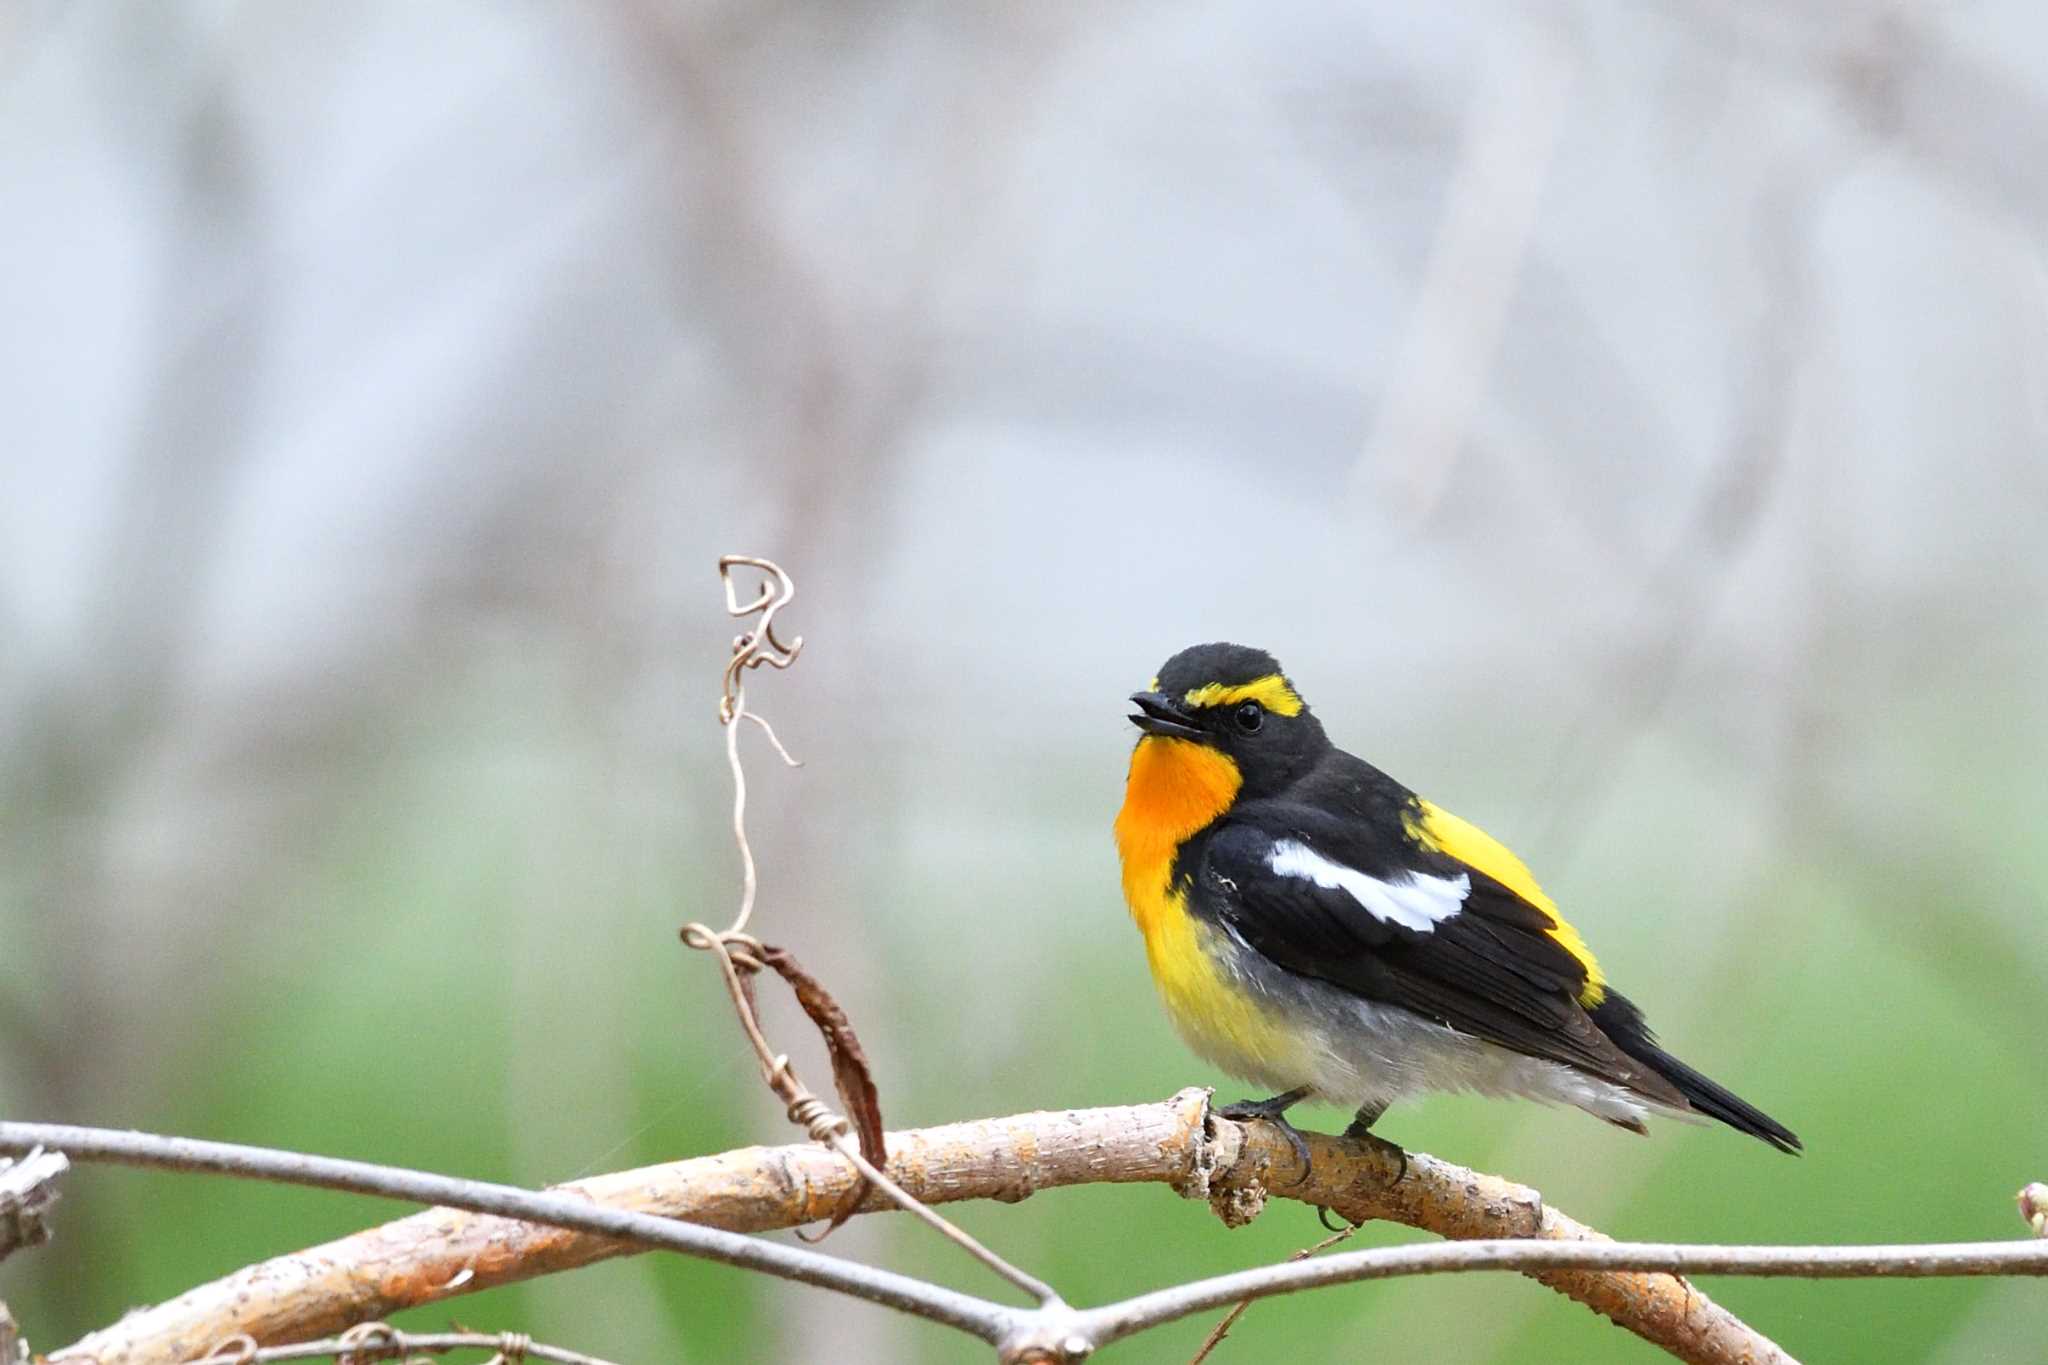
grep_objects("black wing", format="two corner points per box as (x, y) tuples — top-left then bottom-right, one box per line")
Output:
(1198, 812), (1686, 1106)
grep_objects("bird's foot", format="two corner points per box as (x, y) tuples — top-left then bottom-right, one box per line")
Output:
(1341, 1103), (1407, 1183)
(1217, 1087), (1314, 1184)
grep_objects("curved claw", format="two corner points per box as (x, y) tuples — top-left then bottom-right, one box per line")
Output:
(1317, 1204), (1354, 1233)
(1217, 1093), (1315, 1186)
(1346, 1129), (1408, 1183)
(1341, 1102), (1408, 1183)
(1265, 1117), (1313, 1185)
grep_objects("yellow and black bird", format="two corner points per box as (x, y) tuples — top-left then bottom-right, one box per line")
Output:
(1114, 642), (1799, 1159)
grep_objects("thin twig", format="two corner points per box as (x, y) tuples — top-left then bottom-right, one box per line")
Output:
(827, 1133), (1062, 1306)
(30, 1099), (1221, 1364)
(185, 1322), (617, 1365)
(714, 553), (804, 939)
(684, 556), (1062, 1307)
(15, 1105), (2048, 1365)
(1187, 1222), (1359, 1364)
(686, 922), (1060, 1303)
(0, 1121), (1012, 1351)
(1064, 1237), (2048, 1351)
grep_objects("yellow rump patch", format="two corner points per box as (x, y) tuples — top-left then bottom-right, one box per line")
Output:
(1180, 674), (1305, 717)
(1409, 799), (1606, 1006)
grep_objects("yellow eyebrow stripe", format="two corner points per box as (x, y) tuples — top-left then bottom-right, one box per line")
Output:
(1180, 674), (1305, 717)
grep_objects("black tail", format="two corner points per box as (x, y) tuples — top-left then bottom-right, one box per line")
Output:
(1590, 991), (1802, 1154)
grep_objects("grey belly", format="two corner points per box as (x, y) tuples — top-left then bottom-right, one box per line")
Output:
(1197, 925), (1658, 1128)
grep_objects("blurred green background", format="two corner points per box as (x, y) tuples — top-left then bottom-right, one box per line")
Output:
(4, 3), (2046, 1362)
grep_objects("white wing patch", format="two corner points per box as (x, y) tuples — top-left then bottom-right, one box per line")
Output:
(1267, 839), (1469, 933)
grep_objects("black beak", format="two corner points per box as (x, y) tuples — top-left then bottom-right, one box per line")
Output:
(1128, 691), (1204, 740)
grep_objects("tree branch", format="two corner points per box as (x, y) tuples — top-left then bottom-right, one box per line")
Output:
(0, 1119), (1013, 1356)
(0, 1147), (67, 1263)
(1, 1299), (25, 1365)
(11, 1095), (2045, 1365)
(1063, 1238), (2048, 1354)
(185, 1324), (619, 1365)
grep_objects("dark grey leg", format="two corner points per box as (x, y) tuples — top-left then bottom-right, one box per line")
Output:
(1342, 1099), (1406, 1182)
(1342, 1099), (1387, 1139)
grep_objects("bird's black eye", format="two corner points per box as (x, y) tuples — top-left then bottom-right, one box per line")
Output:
(1234, 701), (1264, 734)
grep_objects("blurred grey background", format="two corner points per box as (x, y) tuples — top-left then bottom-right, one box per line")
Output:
(3, 2), (2045, 1361)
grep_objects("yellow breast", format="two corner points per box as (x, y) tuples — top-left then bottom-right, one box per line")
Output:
(1114, 737), (1311, 1079)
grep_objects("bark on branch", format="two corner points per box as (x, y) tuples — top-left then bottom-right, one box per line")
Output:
(0, 1148), (67, 1264)
(1, 1300), (25, 1365)
(42, 1091), (1798, 1364)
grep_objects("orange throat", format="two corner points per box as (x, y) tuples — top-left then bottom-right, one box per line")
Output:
(1113, 736), (1242, 936)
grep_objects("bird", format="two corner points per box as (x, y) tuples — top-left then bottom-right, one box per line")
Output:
(1112, 641), (1800, 1166)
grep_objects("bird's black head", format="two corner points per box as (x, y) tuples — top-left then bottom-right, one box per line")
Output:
(1127, 642), (1329, 798)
